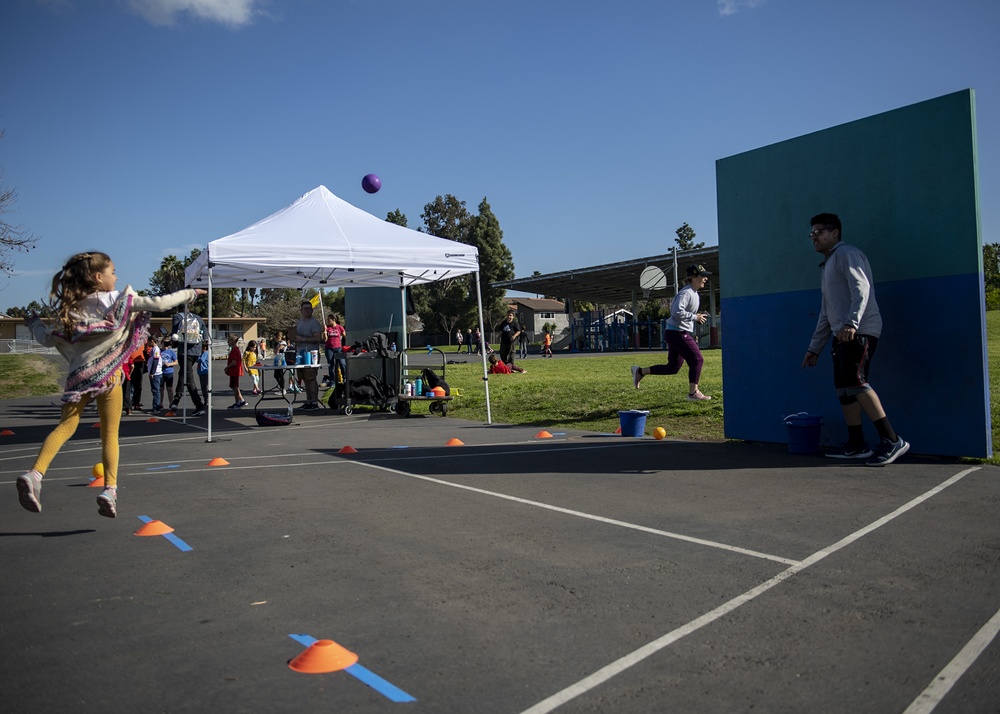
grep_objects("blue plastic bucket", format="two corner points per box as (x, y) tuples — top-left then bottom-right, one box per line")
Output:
(618, 410), (650, 437)
(784, 413), (823, 454)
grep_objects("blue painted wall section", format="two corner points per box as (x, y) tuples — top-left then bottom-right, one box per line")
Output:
(717, 90), (991, 458)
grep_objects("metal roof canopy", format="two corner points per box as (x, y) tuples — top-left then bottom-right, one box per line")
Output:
(493, 246), (720, 305)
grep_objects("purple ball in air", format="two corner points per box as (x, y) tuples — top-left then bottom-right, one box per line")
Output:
(361, 174), (382, 194)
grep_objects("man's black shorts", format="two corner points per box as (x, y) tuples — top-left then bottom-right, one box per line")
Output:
(831, 334), (878, 390)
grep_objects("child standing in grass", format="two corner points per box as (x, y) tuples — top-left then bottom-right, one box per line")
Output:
(17, 251), (204, 518)
(226, 334), (247, 409)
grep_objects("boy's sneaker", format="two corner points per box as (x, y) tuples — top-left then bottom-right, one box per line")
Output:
(866, 437), (910, 467)
(237, 400), (248, 408)
(17, 471), (42, 513)
(631, 366), (642, 389)
(826, 442), (873, 459)
(193, 408), (206, 417)
(687, 391), (712, 401)
(96, 488), (117, 518)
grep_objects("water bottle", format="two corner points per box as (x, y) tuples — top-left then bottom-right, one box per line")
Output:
(391, 342), (396, 352)
(415, 378), (422, 396)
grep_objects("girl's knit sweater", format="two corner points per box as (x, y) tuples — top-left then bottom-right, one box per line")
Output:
(29, 286), (197, 403)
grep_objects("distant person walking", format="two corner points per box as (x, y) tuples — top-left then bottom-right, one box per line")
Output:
(631, 264), (713, 401)
(17, 251), (204, 518)
(801, 212), (908, 466)
(455, 328), (464, 353)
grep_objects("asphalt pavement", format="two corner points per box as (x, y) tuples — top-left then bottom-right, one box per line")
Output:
(1, 372), (998, 713)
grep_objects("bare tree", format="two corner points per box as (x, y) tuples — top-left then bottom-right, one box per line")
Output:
(0, 130), (38, 275)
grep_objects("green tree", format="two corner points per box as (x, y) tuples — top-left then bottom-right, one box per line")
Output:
(385, 209), (407, 227)
(0, 130), (38, 276)
(149, 255), (187, 295)
(467, 197), (515, 317)
(985, 242), (1000, 310)
(148, 249), (237, 317)
(674, 222), (704, 251)
(411, 195), (476, 336)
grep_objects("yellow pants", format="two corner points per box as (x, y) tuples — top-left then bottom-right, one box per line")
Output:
(33, 371), (124, 488)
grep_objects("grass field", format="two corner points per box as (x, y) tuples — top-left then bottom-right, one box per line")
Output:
(3, 312), (998, 464)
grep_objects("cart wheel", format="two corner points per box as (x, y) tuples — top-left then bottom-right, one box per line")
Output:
(440, 402), (448, 417)
(343, 405), (353, 416)
(429, 401), (441, 414)
(398, 401), (411, 417)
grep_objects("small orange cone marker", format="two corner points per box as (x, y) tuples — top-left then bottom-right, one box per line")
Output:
(165, 411), (176, 417)
(445, 438), (464, 446)
(289, 639), (359, 674)
(338, 445), (358, 454)
(614, 426), (622, 434)
(1, 429), (14, 436)
(134, 520), (175, 536)
(92, 422), (101, 428)
(535, 430), (553, 438)
(87, 477), (105, 488)
(147, 417), (159, 423)
(207, 457), (230, 466)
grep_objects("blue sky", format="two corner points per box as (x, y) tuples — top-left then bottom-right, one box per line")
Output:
(1, 0), (998, 311)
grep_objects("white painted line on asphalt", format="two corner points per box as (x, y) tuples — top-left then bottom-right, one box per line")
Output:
(903, 603), (1000, 714)
(517, 466), (983, 714)
(354, 460), (800, 566)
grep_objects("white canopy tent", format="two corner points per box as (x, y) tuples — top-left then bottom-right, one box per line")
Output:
(184, 185), (492, 440)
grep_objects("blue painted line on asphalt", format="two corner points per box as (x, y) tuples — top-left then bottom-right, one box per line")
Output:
(137, 515), (193, 552)
(287, 633), (416, 702)
(146, 464), (180, 471)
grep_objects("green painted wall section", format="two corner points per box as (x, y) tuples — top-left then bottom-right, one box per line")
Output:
(717, 89), (980, 299)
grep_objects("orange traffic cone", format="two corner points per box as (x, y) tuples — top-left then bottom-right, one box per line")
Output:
(207, 457), (230, 466)
(147, 417), (159, 423)
(289, 639), (359, 674)
(165, 411), (176, 417)
(92, 422), (101, 428)
(614, 426), (622, 434)
(135, 520), (175, 536)
(535, 430), (553, 439)
(445, 438), (464, 446)
(87, 477), (105, 488)
(1, 429), (14, 436)
(338, 445), (358, 454)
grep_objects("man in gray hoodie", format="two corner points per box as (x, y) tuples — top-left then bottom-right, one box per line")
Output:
(802, 213), (909, 466)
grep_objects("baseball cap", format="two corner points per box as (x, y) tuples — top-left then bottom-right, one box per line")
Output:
(686, 264), (712, 277)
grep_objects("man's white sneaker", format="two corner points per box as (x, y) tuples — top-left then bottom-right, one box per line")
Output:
(687, 391), (712, 401)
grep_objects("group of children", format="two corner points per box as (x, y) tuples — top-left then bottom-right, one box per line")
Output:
(11, 251), (710, 524)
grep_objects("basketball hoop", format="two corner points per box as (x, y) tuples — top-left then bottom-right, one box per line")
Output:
(639, 266), (666, 299)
